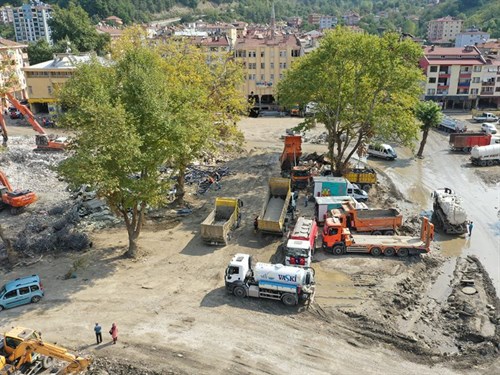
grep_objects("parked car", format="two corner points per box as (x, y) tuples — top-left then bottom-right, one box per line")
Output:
(481, 123), (498, 135)
(0, 275), (44, 311)
(9, 110), (22, 119)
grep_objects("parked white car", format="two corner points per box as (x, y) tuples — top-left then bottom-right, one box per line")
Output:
(481, 123), (498, 135)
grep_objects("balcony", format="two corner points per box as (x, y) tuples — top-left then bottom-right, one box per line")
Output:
(481, 81), (495, 86)
(480, 90), (494, 96)
(458, 82), (470, 87)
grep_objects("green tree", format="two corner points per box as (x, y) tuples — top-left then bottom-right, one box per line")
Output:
(49, 1), (110, 54)
(27, 40), (54, 65)
(278, 28), (424, 176)
(415, 101), (442, 158)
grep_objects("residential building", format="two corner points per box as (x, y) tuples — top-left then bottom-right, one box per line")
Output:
(103, 16), (123, 27)
(343, 11), (361, 26)
(23, 53), (109, 113)
(455, 29), (490, 47)
(234, 28), (303, 107)
(0, 38), (28, 103)
(96, 25), (124, 43)
(13, 2), (53, 44)
(476, 39), (500, 59)
(194, 22), (238, 49)
(319, 16), (338, 30)
(427, 16), (463, 43)
(286, 17), (302, 28)
(308, 14), (321, 26)
(0, 6), (14, 24)
(420, 45), (500, 109)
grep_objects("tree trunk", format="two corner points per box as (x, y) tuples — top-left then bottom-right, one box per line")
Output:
(121, 202), (146, 259)
(126, 233), (138, 258)
(175, 164), (186, 206)
(0, 224), (16, 266)
(417, 128), (430, 158)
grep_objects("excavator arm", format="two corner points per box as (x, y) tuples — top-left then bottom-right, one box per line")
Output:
(9, 339), (90, 374)
(5, 93), (46, 135)
(0, 113), (7, 146)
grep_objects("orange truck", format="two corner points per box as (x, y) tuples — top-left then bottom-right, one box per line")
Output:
(280, 135), (312, 189)
(330, 201), (402, 235)
(321, 216), (434, 257)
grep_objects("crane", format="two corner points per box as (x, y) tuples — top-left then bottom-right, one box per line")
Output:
(0, 170), (37, 213)
(3, 93), (67, 151)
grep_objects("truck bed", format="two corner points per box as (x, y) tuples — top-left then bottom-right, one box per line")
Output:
(356, 208), (399, 219)
(352, 234), (423, 247)
(262, 197), (286, 221)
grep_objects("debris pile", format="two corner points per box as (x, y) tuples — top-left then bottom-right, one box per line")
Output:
(86, 357), (166, 375)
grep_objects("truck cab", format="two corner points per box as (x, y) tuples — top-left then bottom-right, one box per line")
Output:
(321, 218), (354, 250)
(291, 165), (311, 189)
(225, 254), (253, 293)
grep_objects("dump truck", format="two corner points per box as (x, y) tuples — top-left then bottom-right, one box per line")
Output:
(284, 217), (318, 267)
(225, 253), (315, 306)
(314, 196), (368, 224)
(257, 178), (292, 234)
(470, 144), (500, 166)
(331, 201), (402, 235)
(280, 135), (302, 173)
(201, 198), (243, 245)
(449, 132), (499, 152)
(439, 115), (467, 133)
(343, 168), (377, 191)
(431, 188), (468, 235)
(321, 216), (434, 257)
(473, 112), (498, 123)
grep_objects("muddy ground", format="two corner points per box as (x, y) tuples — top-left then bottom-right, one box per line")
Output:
(0, 116), (499, 375)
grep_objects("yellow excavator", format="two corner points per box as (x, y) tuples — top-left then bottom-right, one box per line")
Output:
(0, 327), (90, 374)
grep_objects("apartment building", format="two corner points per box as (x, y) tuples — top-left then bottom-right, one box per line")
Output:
(420, 45), (500, 109)
(234, 29), (302, 107)
(342, 11), (361, 26)
(23, 53), (108, 113)
(0, 6), (14, 24)
(308, 14), (321, 26)
(427, 16), (463, 43)
(0, 38), (28, 102)
(13, 2), (53, 44)
(319, 16), (338, 30)
(455, 29), (490, 48)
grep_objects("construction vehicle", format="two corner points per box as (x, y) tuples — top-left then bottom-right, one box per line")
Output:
(284, 217), (318, 267)
(280, 135), (302, 173)
(431, 188), (468, 235)
(449, 132), (500, 153)
(315, 196), (368, 225)
(0, 170), (37, 213)
(472, 112), (498, 123)
(321, 216), (434, 257)
(438, 115), (467, 133)
(330, 201), (402, 235)
(2, 93), (67, 151)
(0, 326), (90, 374)
(200, 198), (243, 245)
(470, 144), (500, 166)
(343, 168), (377, 191)
(290, 104), (301, 117)
(257, 178), (292, 234)
(225, 253), (315, 306)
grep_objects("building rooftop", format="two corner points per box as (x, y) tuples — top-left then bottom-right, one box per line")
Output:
(24, 53), (109, 70)
(236, 29), (300, 48)
(423, 45), (482, 56)
(0, 38), (27, 49)
(432, 16), (462, 22)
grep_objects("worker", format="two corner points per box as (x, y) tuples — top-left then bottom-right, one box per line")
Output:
(109, 323), (118, 344)
(254, 216), (258, 233)
(94, 323), (102, 344)
(468, 221), (474, 237)
(304, 194), (308, 207)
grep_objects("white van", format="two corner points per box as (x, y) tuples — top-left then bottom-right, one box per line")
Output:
(367, 143), (397, 160)
(347, 182), (368, 202)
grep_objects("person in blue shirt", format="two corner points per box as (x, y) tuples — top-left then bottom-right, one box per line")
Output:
(94, 323), (102, 344)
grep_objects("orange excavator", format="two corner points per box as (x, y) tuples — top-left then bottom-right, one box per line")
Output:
(0, 170), (37, 213)
(1, 93), (67, 151)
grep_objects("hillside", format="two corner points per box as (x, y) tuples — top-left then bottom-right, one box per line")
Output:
(0, 1), (498, 38)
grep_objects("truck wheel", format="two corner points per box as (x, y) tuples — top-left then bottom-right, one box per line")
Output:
(233, 286), (247, 298)
(384, 247), (395, 257)
(479, 161), (487, 167)
(332, 245), (345, 255)
(397, 248), (409, 257)
(464, 147), (471, 153)
(384, 230), (394, 235)
(370, 247), (382, 256)
(486, 160), (494, 166)
(282, 293), (297, 306)
(372, 230), (382, 235)
(362, 184), (371, 192)
(31, 296), (41, 303)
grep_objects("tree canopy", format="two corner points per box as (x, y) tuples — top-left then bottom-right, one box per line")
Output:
(57, 27), (245, 257)
(278, 27), (424, 175)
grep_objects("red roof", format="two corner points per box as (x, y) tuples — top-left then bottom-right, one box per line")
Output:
(423, 46), (481, 56)
(428, 59), (485, 66)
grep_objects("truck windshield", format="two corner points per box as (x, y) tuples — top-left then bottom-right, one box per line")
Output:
(286, 247), (308, 257)
(292, 170), (310, 177)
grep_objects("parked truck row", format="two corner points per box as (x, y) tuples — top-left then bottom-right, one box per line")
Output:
(449, 132), (500, 153)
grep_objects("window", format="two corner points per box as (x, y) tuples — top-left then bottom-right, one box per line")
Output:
(47, 86), (52, 94)
(248, 74), (256, 80)
(248, 63), (256, 69)
(260, 63), (265, 69)
(471, 88), (478, 95)
(30, 285), (39, 292)
(28, 86), (32, 94)
(260, 51), (265, 57)
(4, 290), (17, 299)
(270, 74), (274, 80)
(260, 74), (265, 80)
(19, 287), (30, 295)
(429, 66), (438, 73)
(248, 51), (256, 58)
(270, 62), (274, 69)
(428, 77), (436, 83)
(291, 49), (300, 57)
(279, 74), (283, 79)
(235, 50), (246, 58)
(279, 62), (287, 69)
(279, 50), (286, 57)
(473, 66), (481, 72)
(328, 228), (338, 235)
(472, 77), (480, 83)
(427, 89), (436, 95)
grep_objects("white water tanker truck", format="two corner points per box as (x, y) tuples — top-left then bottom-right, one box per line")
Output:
(225, 253), (315, 306)
(470, 144), (500, 166)
(431, 188), (468, 235)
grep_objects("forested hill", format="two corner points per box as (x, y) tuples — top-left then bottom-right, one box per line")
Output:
(0, 0), (498, 38)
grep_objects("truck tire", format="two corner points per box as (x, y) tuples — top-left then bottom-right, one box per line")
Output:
(362, 184), (371, 192)
(384, 230), (394, 235)
(372, 230), (382, 235)
(397, 248), (409, 257)
(332, 245), (345, 255)
(464, 147), (471, 153)
(233, 286), (247, 298)
(370, 247), (382, 256)
(384, 247), (395, 257)
(282, 293), (297, 306)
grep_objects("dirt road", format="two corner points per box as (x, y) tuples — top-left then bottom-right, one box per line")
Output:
(0, 116), (498, 375)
